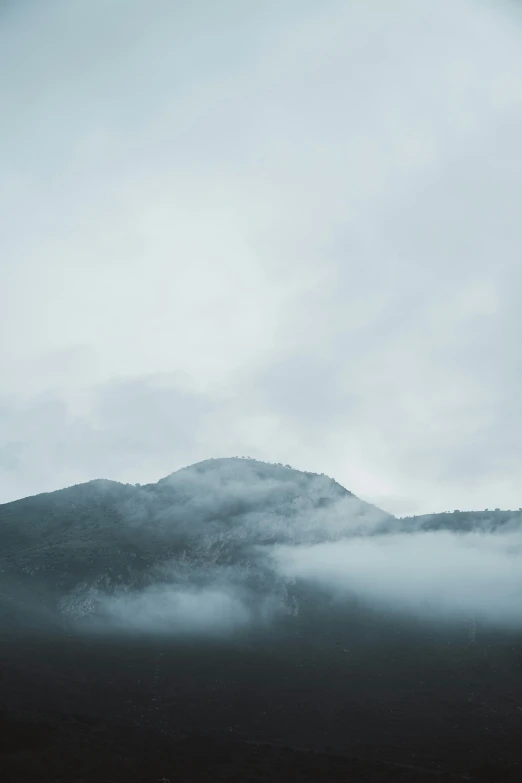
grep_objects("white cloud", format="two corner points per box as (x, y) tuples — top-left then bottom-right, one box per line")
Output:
(272, 527), (522, 628)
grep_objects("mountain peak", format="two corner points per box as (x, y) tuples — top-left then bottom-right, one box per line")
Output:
(155, 456), (351, 494)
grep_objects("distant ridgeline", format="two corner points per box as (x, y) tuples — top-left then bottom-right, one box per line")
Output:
(398, 508), (522, 533)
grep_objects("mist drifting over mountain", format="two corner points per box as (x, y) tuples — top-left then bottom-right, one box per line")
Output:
(2, 457), (521, 640)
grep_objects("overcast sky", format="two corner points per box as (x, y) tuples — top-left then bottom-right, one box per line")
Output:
(1, 0), (521, 515)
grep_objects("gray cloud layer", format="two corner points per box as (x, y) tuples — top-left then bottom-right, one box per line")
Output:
(1, 0), (521, 514)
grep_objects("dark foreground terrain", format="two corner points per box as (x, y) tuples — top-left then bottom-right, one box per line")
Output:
(1, 615), (522, 782)
(0, 718), (477, 782)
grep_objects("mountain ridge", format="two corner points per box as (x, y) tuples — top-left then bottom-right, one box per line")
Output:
(0, 457), (356, 507)
(2, 457), (518, 522)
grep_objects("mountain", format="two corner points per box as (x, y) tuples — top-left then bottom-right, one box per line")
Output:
(0, 457), (393, 634)
(1, 458), (522, 781)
